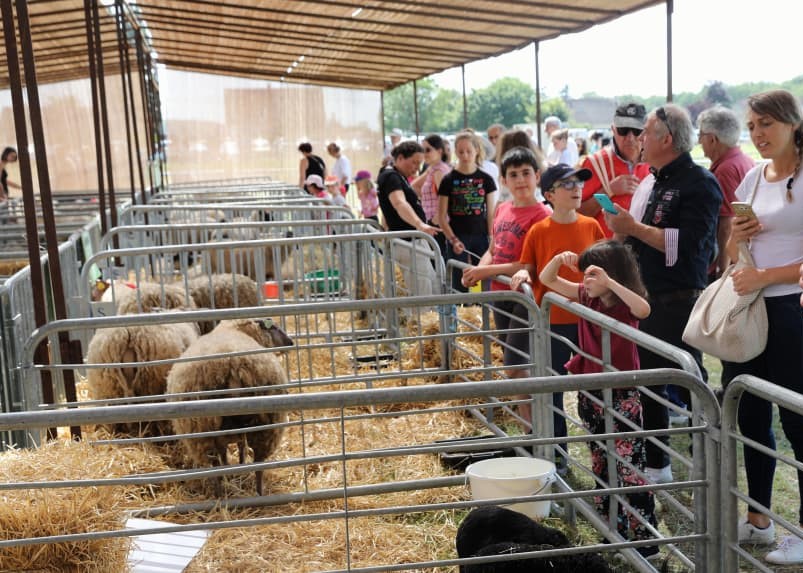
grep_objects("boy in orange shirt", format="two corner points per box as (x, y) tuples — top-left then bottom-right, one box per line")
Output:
(511, 163), (605, 474)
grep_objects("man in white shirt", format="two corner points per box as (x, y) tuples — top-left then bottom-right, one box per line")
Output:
(544, 116), (578, 166)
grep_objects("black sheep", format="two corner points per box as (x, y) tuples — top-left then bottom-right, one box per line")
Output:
(456, 506), (611, 573)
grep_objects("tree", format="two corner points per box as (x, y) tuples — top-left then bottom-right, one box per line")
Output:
(540, 97), (569, 122)
(467, 77), (535, 130)
(383, 78), (440, 134)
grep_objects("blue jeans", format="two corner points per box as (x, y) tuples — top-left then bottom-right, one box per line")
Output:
(723, 294), (803, 522)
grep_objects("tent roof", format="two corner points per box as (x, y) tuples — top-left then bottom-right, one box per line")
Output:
(2, 0), (664, 90)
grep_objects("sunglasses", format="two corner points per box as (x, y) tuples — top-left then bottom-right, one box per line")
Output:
(615, 127), (643, 137)
(656, 107), (674, 138)
(551, 178), (584, 191)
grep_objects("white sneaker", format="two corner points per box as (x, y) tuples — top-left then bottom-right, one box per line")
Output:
(644, 465), (673, 484)
(738, 520), (776, 545)
(766, 535), (803, 564)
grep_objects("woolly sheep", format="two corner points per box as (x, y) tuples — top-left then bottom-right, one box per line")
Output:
(205, 243), (283, 281)
(166, 318), (293, 495)
(106, 281), (196, 314)
(187, 273), (259, 334)
(85, 321), (200, 437)
(456, 506), (611, 572)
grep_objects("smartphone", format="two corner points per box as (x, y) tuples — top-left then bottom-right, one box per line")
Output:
(593, 193), (618, 214)
(732, 202), (757, 219)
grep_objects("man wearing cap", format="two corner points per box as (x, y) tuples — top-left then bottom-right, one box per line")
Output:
(605, 104), (721, 484)
(511, 163), (605, 474)
(697, 105), (754, 280)
(377, 140), (440, 297)
(545, 116), (578, 167)
(578, 102), (652, 237)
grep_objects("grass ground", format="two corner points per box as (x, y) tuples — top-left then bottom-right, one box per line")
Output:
(561, 355), (800, 571)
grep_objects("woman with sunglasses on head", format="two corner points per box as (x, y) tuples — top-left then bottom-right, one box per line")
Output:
(411, 134), (452, 253)
(724, 89), (803, 566)
(578, 103), (652, 237)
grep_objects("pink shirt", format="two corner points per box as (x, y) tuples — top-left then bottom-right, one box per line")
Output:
(710, 146), (755, 217)
(421, 161), (451, 222)
(360, 187), (379, 217)
(566, 285), (640, 374)
(489, 201), (551, 290)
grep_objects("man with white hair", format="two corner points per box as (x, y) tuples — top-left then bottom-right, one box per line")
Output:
(697, 105), (754, 279)
(606, 104), (721, 485)
(545, 116), (578, 166)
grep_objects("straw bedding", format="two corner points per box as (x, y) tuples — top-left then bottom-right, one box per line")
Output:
(0, 440), (174, 572)
(6, 308), (515, 572)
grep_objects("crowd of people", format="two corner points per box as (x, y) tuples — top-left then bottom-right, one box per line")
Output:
(297, 89), (803, 564)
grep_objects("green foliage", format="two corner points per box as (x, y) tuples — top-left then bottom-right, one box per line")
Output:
(467, 77), (535, 131)
(540, 97), (570, 122)
(383, 75), (803, 136)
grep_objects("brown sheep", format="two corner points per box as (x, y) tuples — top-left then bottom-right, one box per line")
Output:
(85, 321), (200, 437)
(187, 274), (259, 334)
(113, 281), (196, 314)
(166, 318), (293, 495)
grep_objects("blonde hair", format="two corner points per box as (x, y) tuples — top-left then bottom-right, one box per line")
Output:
(454, 131), (484, 164)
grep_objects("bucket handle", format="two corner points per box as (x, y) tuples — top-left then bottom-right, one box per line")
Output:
(529, 471), (557, 496)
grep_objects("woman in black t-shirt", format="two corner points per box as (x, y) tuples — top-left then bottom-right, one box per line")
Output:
(297, 142), (327, 193)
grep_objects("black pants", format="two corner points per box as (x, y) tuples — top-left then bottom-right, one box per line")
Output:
(722, 294), (803, 522)
(637, 293), (707, 469)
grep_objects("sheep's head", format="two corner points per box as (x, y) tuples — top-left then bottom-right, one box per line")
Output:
(225, 318), (293, 349)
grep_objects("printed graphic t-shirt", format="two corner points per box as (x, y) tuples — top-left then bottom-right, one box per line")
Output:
(438, 168), (497, 236)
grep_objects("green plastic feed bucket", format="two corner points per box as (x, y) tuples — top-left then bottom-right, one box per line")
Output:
(465, 457), (556, 519)
(305, 269), (340, 293)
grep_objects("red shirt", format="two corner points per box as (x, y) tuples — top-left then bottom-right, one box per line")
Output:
(565, 285), (640, 374)
(581, 147), (651, 237)
(710, 146), (755, 217)
(490, 201), (551, 291)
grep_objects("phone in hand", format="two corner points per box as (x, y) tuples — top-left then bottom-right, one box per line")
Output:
(731, 202), (758, 219)
(593, 193), (618, 214)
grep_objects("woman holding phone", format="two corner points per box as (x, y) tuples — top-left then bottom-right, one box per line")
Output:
(725, 89), (803, 565)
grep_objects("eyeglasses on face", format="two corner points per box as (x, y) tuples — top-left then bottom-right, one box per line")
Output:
(655, 107), (674, 138)
(615, 127), (643, 137)
(697, 131), (711, 141)
(552, 178), (584, 191)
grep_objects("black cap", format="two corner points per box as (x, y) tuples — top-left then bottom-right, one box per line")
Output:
(613, 102), (647, 129)
(541, 163), (592, 194)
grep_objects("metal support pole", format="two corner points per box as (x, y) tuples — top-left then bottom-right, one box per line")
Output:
(92, 0), (120, 242)
(534, 41), (542, 149)
(461, 63), (467, 129)
(380, 89), (385, 153)
(666, 0), (674, 102)
(84, 0), (108, 235)
(114, 0), (137, 204)
(413, 80), (420, 140)
(134, 30), (155, 197)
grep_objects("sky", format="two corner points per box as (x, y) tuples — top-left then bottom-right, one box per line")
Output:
(432, 0), (802, 99)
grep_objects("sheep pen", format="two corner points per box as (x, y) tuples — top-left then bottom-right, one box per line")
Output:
(6, 307), (661, 572)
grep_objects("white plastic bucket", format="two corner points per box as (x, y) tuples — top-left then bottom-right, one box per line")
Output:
(465, 457), (556, 520)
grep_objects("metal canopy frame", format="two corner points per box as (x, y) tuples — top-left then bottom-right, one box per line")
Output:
(1, 0), (667, 91)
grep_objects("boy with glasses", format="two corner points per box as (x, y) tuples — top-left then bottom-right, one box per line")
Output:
(511, 163), (605, 474)
(579, 102), (651, 237)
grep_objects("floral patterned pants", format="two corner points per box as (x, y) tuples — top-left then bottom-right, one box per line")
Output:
(578, 387), (657, 541)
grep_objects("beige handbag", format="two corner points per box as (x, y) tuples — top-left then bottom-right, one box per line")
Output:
(681, 171), (768, 362)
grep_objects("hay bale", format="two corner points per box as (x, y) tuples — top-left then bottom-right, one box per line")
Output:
(0, 440), (171, 572)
